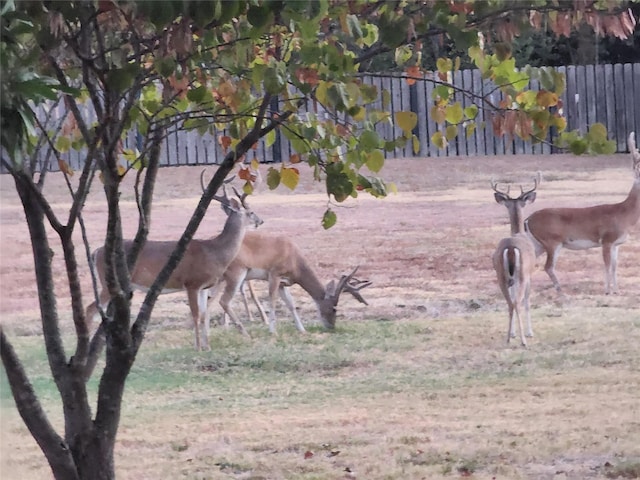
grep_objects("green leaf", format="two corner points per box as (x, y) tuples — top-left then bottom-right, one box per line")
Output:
(445, 125), (458, 141)
(395, 111), (417, 134)
(56, 136), (71, 153)
(366, 150), (385, 173)
(587, 123), (608, 142)
(265, 129), (277, 148)
(360, 130), (381, 150)
(322, 208), (337, 229)
(247, 4), (273, 28)
(266, 167), (280, 189)
(445, 103), (463, 124)
(431, 131), (447, 149)
(464, 105), (478, 120)
(187, 85), (207, 103)
(326, 162), (353, 202)
(412, 134), (420, 154)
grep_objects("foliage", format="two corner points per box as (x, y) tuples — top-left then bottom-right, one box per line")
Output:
(0, 1), (637, 479)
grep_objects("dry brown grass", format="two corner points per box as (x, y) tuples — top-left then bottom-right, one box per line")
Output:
(1, 153), (639, 479)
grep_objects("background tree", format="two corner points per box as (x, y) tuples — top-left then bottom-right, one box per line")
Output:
(1, 1), (637, 479)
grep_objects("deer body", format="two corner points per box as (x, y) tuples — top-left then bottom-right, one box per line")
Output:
(86, 195), (262, 351)
(525, 132), (640, 294)
(215, 231), (370, 334)
(492, 182), (538, 347)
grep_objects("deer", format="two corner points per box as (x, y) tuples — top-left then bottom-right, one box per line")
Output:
(492, 178), (539, 347)
(212, 232), (372, 334)
(85, 185), (263, 351)
(209, 233), (371, 334)
(525, 132), (640, 295)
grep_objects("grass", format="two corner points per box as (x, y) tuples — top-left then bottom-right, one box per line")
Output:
(2, 154), (640, 479)
(3, 306), (639, 479)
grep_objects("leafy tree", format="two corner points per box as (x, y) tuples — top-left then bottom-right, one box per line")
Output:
(1, 1), (636, 479)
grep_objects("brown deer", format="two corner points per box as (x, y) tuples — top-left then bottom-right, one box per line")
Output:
(210, 231), (371, 334)
(492, 179), (539, 346)
(85, 187), (263, 351)
(525, 132), (640, 294)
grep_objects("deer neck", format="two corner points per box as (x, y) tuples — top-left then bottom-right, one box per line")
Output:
(509, 206), (527, 236)
(293, 258), (327, 301)
(622, 178), (640, 222)
(210, 212), (247, 265)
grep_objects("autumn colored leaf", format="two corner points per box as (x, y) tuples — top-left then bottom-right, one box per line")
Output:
(280, 166), (299, 190)
(404, 65), (421, 85)
(395, 111), (418, 134)
(58, 159), (74, 176)
(304, 451), (314, 459)
(218, 135), (232, 152)
(431, 131), (447, 149)
(290, 153), (301, 164)
(536, 90), (559, 108)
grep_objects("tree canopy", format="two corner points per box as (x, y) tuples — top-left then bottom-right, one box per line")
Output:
(1, 1), (637, 479)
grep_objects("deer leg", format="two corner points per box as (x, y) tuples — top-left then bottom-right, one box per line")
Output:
(219, 275), (250, 336)
(84, 289), (111, 329)
(524, 280), (533, 338)
(197, 289), (211, 351)
(267, 275), (280, 334)
(602, 243), (619, 295)
(543, 244), (563, 292)
(507, 303), (516, 344)
(278, 285), (306, 333)
(186, 289), (202, 351)
(247, 280), (269, 324)
(239, 281), (255, 323)
(515, 302), (527, 347)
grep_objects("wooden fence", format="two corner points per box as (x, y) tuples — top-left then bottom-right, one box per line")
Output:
(18, 62), (640, 172)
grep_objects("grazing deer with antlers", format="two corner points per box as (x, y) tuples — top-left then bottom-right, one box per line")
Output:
(492, 178), (538, 346)
(211, 234), (371, 334)
(525, 132), (640, 294)
(85, 186), (263, 351)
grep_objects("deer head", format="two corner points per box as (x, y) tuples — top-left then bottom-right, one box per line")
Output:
(318, 266), (372, 329)
(201, 170), (262, 229)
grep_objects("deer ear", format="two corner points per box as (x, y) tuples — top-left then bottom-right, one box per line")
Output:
(231, 197), (243, 209)
(324, 280), (336, 298)
(494, 192), (508, 204)
(521, 191), (536, 205)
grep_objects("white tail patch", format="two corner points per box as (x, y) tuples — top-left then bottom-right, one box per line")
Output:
(503, 247), (520, 302)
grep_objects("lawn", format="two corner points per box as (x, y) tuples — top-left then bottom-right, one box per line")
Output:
(1, 153), (639, 479)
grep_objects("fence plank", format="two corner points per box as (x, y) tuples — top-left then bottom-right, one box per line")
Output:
(614, 63), (626, 151)
(635, 63), (640, 144)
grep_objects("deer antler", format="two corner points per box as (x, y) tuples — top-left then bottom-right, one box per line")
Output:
(490, 178), (511, 196)
(519, 175), (539, 197)
(344, 277), (372, 305)
(200, 170), (237, 205)
(328, 266), (371, 305)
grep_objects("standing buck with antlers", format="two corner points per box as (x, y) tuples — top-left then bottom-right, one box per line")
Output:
(85, 186), (263, 351)
(492, 179), (539, 346)
(525, 132), (640, 294)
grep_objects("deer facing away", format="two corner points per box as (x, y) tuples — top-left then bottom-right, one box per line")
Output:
(85, 189), (263, 351)
(492, 179), (538, 347)
(209, 230), (371, 334)
(525, 132), (640, 294)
